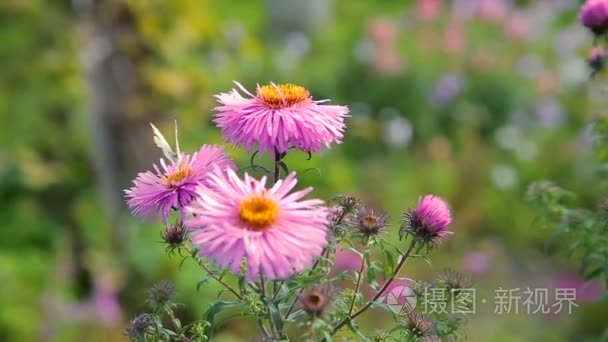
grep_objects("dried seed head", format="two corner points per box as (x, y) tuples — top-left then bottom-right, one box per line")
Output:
(299, 284), (334, 317)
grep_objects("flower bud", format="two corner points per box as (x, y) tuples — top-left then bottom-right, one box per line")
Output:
(125, 313), (154, 340)
(579, 0), (608, 36)
(403, 311), (436, 339)
(146, 280), (175, 310)
(588, 46), (606, 74)
(299, 284), (334, 317)
(355, 207), (389, 237)
(401, 195), (453, 246)
(161, 220), (188, 252)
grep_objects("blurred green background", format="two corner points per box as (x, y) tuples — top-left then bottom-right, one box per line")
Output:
(1, 0), (607, 341)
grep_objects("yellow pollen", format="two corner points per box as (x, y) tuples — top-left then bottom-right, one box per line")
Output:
(239, 196), (279, 231)
(162, 164), (190, 187)
(257, 83), (310, 108)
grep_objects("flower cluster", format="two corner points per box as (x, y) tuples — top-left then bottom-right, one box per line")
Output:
(124, 82), (457, 341)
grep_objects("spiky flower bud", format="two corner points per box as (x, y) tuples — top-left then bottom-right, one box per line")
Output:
(332, 194), (363, 214)
(146, 280), (175, 310)
(403, 311), (436, 339)
(125, 313), (154, 340)
(161, 220), (188, 252)
(439, 269), (472, 296)
(588, 46), (606, 75)
(355, 207), (389, 237)
(401, 195), (452, 246)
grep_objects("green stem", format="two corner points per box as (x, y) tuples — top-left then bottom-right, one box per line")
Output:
(166, 307), (191, 342)
(189, 248), (243, 300)
(328, 239), (417, 338)
(347, 238), (369, 316)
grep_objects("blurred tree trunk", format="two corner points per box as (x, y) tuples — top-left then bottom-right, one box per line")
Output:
(268, 0), (332, 37)
(74, 0), (161, 251)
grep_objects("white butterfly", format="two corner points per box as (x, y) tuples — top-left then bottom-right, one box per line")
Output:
(150, 121), (182, 164)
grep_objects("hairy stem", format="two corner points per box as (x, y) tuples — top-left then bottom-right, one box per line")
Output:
(348, 238), (369, 316)
(273, 148), (281, 184)
(189, 248), (243, 300)
(166, 307), (191, 342)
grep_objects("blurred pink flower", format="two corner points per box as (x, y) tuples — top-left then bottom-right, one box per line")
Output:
(368, 18), (399, 50)
(588, 46), (606, 72)
(478, 0), (510, 24)
(443, 20), (467, 55)
(93, 279), (122, 326)
(504, 11), (530, 41)
(369, 278), (411, 297)
(417, 0), (443, 22)
(553, 272), (603, 303)
(461, 251), (491, 275)
(335, 249), (362, 271)
(372, 51), (405, 76)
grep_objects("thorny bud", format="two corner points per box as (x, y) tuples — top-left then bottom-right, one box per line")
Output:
(355, 207), (389, 237)
(146, 280), (175, 310)
(125, 313), (154, 340)
(161, 220), (188, 252)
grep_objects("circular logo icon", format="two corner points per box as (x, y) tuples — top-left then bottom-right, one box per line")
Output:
(381, 285), (417, 315)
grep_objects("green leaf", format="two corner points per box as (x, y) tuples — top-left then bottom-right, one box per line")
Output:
(203, 300), (243, 337)
(263, 297), (284, 333)
(197, 274), (213, 291)
(346, 320), (370, 341)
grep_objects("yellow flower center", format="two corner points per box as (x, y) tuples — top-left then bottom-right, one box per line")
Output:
(162, 164), (190, 187)
(257, 83), (310, 109)
(239, 196), (279, 231)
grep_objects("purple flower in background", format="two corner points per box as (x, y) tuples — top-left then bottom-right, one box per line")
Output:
(125, 145), (236, 223)
(579, 0), (608, 35)
(478, 0), (510, 24)
(536, 97), (566, 127)
(553, 272), (603, 303)
(462, 251), (491, 275)
(417, 0), (443, 23)
(402, 195), (453, 245)
(214, 82), (349, 154)
(93, 279), (122, 326)
(335, 249), (361, 271)
(428, 73), (465, 108)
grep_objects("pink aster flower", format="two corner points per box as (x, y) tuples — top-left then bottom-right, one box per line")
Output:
(580, 0), (608, 35)
(401, 195), (453, 245)
(213, 82), (349, 154)
(125, 145), (236, 223)
(185, 168), (329, 280)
